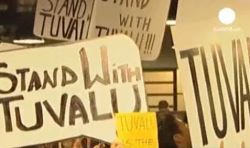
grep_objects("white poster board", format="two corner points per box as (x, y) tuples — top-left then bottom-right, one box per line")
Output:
(172, 1), (250, 148)
(88, 0), (170, 61)
(33, 0), (94, 41)
(0, 35), (147, 148)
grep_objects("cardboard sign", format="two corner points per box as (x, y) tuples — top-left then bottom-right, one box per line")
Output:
(87, 0), (171, 61)
(0, 35), (147, 148)
(115, 112), (158, 148)
(172, 1), (250, 148)
(33, 0), (94, 41)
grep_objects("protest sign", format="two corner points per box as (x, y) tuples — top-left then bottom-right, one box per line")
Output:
(0, 34), (147, 147)
(87, 0), (171, 61)
(33, 0), (94, 41)
(115, 112), (158, 148)
(172, 0), (250, 148)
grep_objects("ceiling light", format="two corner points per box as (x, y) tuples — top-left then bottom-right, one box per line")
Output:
(13, 39), (45, 45)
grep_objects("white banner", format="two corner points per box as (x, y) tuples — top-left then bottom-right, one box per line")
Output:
(0, 35), (147, 147)
(87, 0), (170, 61)
(172, 1), (250, 148)
(33, 0), (94, 41)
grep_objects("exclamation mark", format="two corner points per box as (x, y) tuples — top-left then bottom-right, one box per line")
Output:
(135, 32), (140, 44)
(139, 33), (144, 50)
(149, 34), (156, 54)
(129, 16), (133, 27)
(144, 33), (153, 54)
(130, 0), (134, 8)
(148, 34), (153, 49)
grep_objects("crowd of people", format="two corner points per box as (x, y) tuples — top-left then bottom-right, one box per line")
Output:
(22, 100), (191, 148)
(22, 137), (120, 148)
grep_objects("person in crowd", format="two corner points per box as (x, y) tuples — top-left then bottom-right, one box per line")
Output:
(156, 100), (192, 148)
(158, 100), (170, 112)
(174, 119), (192, 148)
(71, 138), (84, 148)
(157, 100), (170, 123)
(157, 112), (179, 148)
(93, 143), (109, 148)
(70, 137), (110, 148)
